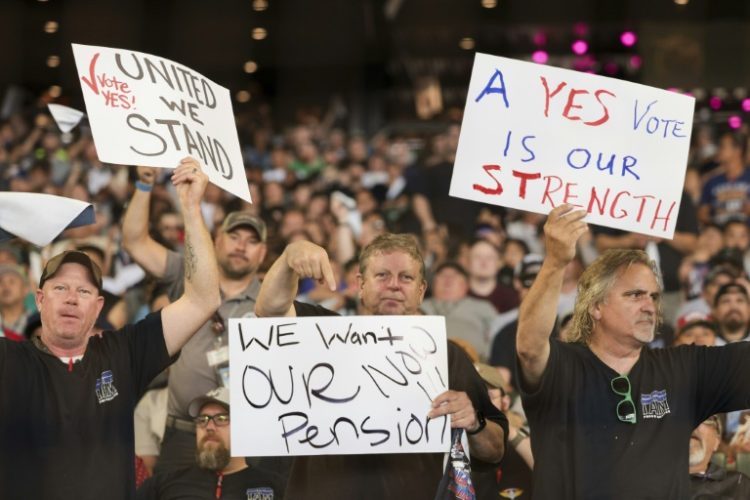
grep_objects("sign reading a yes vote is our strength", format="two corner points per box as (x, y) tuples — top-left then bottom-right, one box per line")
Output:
(71, 43), (250, 202)
(450, 53), (696, 239)
(228, 316), (449, 457)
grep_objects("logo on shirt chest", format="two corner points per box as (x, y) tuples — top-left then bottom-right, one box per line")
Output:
(246, 487), (274, 500)
(640, 389), (670, 419)
(95, 370), (119, 404)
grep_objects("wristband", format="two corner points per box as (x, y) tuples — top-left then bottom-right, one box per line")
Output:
(510, 427), (529, 448)
(135, 181), (153, 192)
(467, 411), (486, 435)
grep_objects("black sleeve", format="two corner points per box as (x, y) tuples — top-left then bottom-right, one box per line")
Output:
(135, 475), (158, 500)
(447, 342), (509, 464)
(694, 342), (750, 423)
(489, 322), (517, 370)
(293, 300), (340, 317)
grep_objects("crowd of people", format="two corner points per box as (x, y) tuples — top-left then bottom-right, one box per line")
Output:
(3, 89), (750, 498)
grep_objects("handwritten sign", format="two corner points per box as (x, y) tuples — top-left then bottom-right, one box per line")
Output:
(450, 53), (695, 238)
(228, 315), (450, 456)
(71, 43), (250, 202)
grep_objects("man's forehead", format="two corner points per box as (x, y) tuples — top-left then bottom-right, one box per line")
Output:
(367, 250), (419, 266)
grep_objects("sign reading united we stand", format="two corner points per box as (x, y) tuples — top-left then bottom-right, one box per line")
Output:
(228, 315), (450, 457)
(71, 43), (250, 202)
(450, 53), (696, 239)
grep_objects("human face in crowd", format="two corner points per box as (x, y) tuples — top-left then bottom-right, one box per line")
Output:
(0, 272), (26, 308)
(432, 267), (469, 303)
(157, 212), (184, 249)
(724, 222), (750, 251)
(717, 134), (742, 166)
(35, 263), (103, 349)
(714, 290), (750, 332)
(592, 264), (660, 346)
(674, 325), (717, 347)
(468, 241), (501, 280)
(502, 241), (526, 269)
(358, 250), (426, 315)
(195, 403), (231, 471)
(214, 227), (267, 281)
(704, 272), (734, 306)
(698, 226), (724, 257)
(689, 420), (720, 468)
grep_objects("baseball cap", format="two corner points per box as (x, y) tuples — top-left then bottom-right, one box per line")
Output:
(39, 250), (102, 291)
(517, 254), (544, 289)
(220, 211), (267, 242)
(188, 386), (230, 418)
(475, 363), (506, 390)
(675, 312), (719, 337)
(713, 282), (749, 307)
(0, 264), (26, 281)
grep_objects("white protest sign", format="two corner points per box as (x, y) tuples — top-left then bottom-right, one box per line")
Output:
(71, 43), (250, 202)
(47, 104), (85, 133)
(0, 192), (93, 246)
(450, 53), (695, 238)
(229, 315), (450, 457)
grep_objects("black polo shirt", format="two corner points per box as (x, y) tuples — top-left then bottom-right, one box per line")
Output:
(0, 311), (171, 500)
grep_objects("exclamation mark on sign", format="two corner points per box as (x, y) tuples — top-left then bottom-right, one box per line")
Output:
(131, 95), (136, 110)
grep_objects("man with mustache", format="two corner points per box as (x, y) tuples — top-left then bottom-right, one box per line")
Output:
(712, 283), (750, 345)
(516, 204), (750, 499)
(123, 167), (268, 474)
(0, 158), (220, 500)
(689, 415), (750, 498)
(255, 234), (507, 500)
(136, 388), (284, 499)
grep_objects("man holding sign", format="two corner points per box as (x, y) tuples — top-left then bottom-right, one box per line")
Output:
(255, 234), (507, 499)
(517, 204), (750, 499)
(0, 158), (220, 500)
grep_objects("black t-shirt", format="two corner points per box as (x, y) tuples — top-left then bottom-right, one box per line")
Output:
(286, 301), (509, 500)
(521, 339), (750, 499)
(0, 312), (171, 500)
(136, 465), (286, 500)
(473, 444), (533, 500)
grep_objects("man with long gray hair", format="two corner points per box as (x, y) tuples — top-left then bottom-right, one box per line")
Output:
(516, 204), (750, 499)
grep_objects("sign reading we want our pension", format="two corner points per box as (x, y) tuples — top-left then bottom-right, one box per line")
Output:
(450, 53), (696, 239)
(228, 315), (449, 457)
(71, 43), (250, 202)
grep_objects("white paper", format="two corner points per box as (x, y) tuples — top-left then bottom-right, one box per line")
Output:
(229, 315), (450, 457)
(450, 53), (695, 239)
(47, 104), (85, 133)
(71, 43), (251, 202)
(0, 192), (94, 246)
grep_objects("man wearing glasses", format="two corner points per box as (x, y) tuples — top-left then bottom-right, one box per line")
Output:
(516, 204), (750, 499)
(137, 387), (285, 499)
(123, 167), (268, 474)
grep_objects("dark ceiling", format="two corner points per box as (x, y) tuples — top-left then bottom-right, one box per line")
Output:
(2, 0), (749, 128)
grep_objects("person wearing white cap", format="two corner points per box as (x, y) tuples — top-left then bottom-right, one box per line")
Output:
(136, 387), (284, 500)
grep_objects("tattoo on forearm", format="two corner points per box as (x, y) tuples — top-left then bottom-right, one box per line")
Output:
(185, 241), (197, 281)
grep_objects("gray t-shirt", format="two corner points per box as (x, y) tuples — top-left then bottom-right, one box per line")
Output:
(161, 250), (260, 418)
(421, 296), (497, 361)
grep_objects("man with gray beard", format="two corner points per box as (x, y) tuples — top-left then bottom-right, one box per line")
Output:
(689, 415), (750, 498)
(136, 388), (284, 499)
(123, 167), (268, 474)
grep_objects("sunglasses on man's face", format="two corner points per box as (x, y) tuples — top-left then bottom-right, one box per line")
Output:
(611, 375), (637, 424)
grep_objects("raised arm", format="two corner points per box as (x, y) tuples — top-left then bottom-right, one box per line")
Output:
(160, 158), (220, 356)
(122, 166), (169, 278)
(255, 240), (337, 318)
(516, 204), (587, 389)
